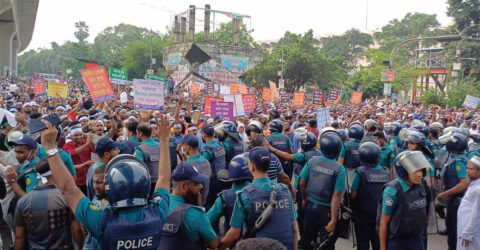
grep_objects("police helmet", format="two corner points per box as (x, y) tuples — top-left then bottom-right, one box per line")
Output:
(392, 122), (402, 136)
(104, 155), (151, 208)
(359, 142), (380, 165)
(337, 129), (347, 142)
(445, 132), (468, 153)
(404, 130), (427, 147)
(221, 121), (241, 141)
(383, 122), (394, 135)
(319, 131), (342, 159)
(394, 151), (429, 180)
(298, 132), (318, 152)
(348, 124), (364, 142)
(247, 120), (263, 134)
(364, 119), (377, 131)
(269, 119), (284, 133)
(414, 125), (429, 138)
(470, 134), (480, 143)
(429, 122), (444, 132)
(443, 126), (460, 136)
(218, 153), (252, 182)
(402, 122), (410, 128)
(410, 119), (425, 128)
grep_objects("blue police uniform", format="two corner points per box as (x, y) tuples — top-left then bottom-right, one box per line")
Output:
(38, 146), (76, 175)
(378, 145), (396, 171)
(351, 165), (390, 250)
(468, 149), (480, 160)
(230, 178), (297, 250)
(267, 132), (294, 179)
(202, 140), (228, 209)
(300, 155), (346, 250)
(75, 188), (170, 250)
(222, 137), (244, 166)
(119, 137), (141, 155)
(339, 141), (361, 169)
(20, 157), (40, 193)
(187, 155), (212, 206)
(135, 138), (159, 195)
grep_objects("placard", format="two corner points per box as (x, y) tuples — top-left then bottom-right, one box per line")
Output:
(223, 94), (245, 117)
(109, 68), (129, 85)
(47, 82), (68, 98)
(312, 90), (323, 105)
(33, 80), (45, 96)
(132, 79), (165, 110)
(230, 83), (239, 94)
(328, 89), (343, 101)
(381, 69), (389, 82)
(242, 94), (255, 113)
(269, 80), (279, 100)
(205, 96), (224, 114)
(350, 91), (363, 104)
(293, 92), (305, 106)
(262, 88), (272, 102)
(462, 95), (480, 109)
(190, 83), (200, 95)
(388, 69), (395, 82)
(220, 85), (231, 95)
(80, 66), (116, 103)
(280, 93), (290, 104)
(238, 84), (248, 94)
(316, 107), (331, 130)
(211, 102), (234, 121)
(383, 83), (392, 96)
(206, 82), (215, 93)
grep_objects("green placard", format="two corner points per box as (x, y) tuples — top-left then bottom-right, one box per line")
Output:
(146, 74), (165, 82)
(109, 68), (128, 85)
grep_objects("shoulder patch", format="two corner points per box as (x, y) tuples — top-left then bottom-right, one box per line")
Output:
(390, 139), (394, 143)
(89, 204), (101, 210)
(456, 165), (461, 171)
(26, 177), (31, 186)
(385, 198), (394, 207)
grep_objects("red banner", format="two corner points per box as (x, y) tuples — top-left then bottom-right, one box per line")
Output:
(33, 79), (45, 96)
(205, 96), (224, 114)
(242, 94), (255, 113)
(262, 88), (272, 102)
(190, 83), (200, 94)
(269, 80), (279, 100)
(350, 92), (363, 104)
(293, 92), (305, 106)
(230, 83), (239, 94)
(80, 66), (116, 103)
(238, 84), (248, 94)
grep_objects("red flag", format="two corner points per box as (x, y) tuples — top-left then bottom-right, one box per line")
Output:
(67, 110), (77, 121)
(85, 62), (99, 68)
(335, 95), (341, 104)
(321, 92), (326, 104)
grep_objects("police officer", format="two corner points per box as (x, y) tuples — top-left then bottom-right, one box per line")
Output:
(179, 134), (212, 206)
(159, 162), (220, 249)
(339, 123), (363, 185)
(40, 116), (172, 249)
(300, 129), (345, 250)
(219, 146), (298, 250)
(428, 122), (444, 156)
(350, 142), (390, 250)
(373, 131), (396, 179)
(379, 151), (430, 250)
(437, 132), (469, 250)
(119, 120), (141, 154)
(134, 123), (160, 195)
(207, 153), (252, 234)
(267, 119), (295, 179)
(247, 120), (263, 140)
(468, 134), (480, 159)
(201, 124), (228, 209)
(384, 122), (402, 152)
(217, 121), (244, 166)
(361, 119), (377, 143)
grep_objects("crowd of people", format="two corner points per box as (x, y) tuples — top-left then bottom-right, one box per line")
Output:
(0, 76), (479, 250)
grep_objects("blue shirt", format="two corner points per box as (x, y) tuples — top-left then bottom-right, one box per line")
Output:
(379, 144), (396, 169)
(38, 146), (76, 176)
(339, 141), (360, 159)
(381, 178), (411, 215)
(350, 165), (382, 191)
(230, 177), (297, 229)
(134, 138), (159, 162)
(75, 188), (170, 250)
(207, 181), (250, 226)
(19, 157), (40, 193)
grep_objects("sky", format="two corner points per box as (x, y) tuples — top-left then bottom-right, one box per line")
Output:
(24, 0), (453, 52)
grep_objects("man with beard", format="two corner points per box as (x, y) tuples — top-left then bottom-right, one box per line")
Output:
(172, 122), (184, 144)
(118, 121), (141, 155)
(159, 162), (219, 249)
(85, 137), (120, 200)
(78, 115), (90, 133)
(361, 119), (377, 143)
(134, 123), (160, 196)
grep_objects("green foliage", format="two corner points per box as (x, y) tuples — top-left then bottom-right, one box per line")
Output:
(74, 21), (90, 44)
(211, 21), (254, 47)
(447, 0), (480, 31)
(320, 28), (373, 69)
(420, 89), (446, 106)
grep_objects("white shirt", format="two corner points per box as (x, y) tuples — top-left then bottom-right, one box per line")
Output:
(457, 178), (480, 250)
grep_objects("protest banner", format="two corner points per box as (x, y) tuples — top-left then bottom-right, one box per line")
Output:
(381, 69), (389, 82)
(312, 90), (324, 105)
(316, 107), (331, 130)
(205, 96), (224, 114)
(388, 69), (395, 82)
(47, 82), (68, 98)
(33, 79), (45, 96)
(383, 83), (392, 96)
(132, 79), (165, 110)
(242, 94), (255, 113)
(211, 102), (234, 121)
(263, 88), (272, 102)
(238, 84), (248, 94)
(293, 92), (305, 106)
(269, 80), (279, 100)
(280, 93), (290, 105)
(230, 83), (239, 94)
(350, 91), (363, 104)
(223, 94), (245, 117)
(146, 74), (164, 82)
(462, 95), (480, 109)
(220, 85), (231, 95)
(206, 82), (215, 93)
(80, 66), (116, 103)
(328, 89), (343, 101)
(109, 68), (129, 85)
(190, 83), (200, 95)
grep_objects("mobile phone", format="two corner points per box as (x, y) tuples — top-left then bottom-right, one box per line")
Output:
(28, 114), (62, 134)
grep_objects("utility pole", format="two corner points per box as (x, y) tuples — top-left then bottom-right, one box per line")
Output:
(149, 29), (153, 71)
(365, 0), (369, 31)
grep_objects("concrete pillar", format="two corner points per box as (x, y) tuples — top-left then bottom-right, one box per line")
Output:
(181, 17), (187, 42)
(232, 18), (239, 46)
(204, 4), (210, 41)
(10, 35), (18, 76)
(174, 16), (180, 44)
(188, 5), (195, 42)
(0, 22), (15, 76)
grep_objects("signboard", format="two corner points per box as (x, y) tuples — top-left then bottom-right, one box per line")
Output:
(381, 69), (389, 82)
(220, 85), (231, 95)
(168, 52), (181, 66)
(223, 94), (245, 117)
(109, 68), (129, 85)
(383, 83), (392, 96)
(350, 91), (363, 104)
(269, 81), (279, 100)
(132, 79), (165, 110)
(230, 83), (239, 94)
(33, 80), (45, 96)
(47, 82), (68, 98)
(221, 54), (249, 70)
(388, 69), (395, 82)
(242, 94), (255, 113)
(462, 95), (480, 109)
(280, 93), (290, 104)
(238, 84), (248, 94)
(328, 89), (343, 101)
(278, 79), (285, 89)
(80, 66), (116, 103)
(205, 96), (224, 114)
(211, 102), (234, 121)
(190, 83), (200, 95)
(312, 90), (324, 105)
(316, 107), (331, 130)
(262, 88), (272, 102)
(293, 92), (305, 106)
(206, 82), (215, 93)
(146, 74), (165, 82)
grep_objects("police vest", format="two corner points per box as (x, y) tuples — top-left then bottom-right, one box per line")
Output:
(441, 155), (468, 196)
(138, 144), (160, 183)
(385, 180), (428, 239)
(190, 159), (212, 206)
(220, 189), (236, 233)
(225, 139), (244, 167)
(168, 138), (178, 172)
(355, 166), (390, 214)
(294, 150), (322, 176)
(306, 156), (341, 204)
(122, 140), (141, 155)
(243, 183), (294, 250)
(100, 205), (163, 250)
(159, 203), (206, 250)
(344, 141), (361, 169)
(202, 143), (227, 177)
(269, 134), (293, 170)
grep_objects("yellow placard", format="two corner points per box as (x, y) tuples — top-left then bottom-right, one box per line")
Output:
(47, 82), (68, 98)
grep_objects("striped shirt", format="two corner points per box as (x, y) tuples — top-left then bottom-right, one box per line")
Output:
(268, 153), (284, 182)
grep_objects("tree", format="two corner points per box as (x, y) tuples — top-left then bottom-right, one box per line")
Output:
(211, 21), (254, 47)
(74, 21), (90, 44)
(320, 28), (373, 69)
(447, 0), (480, 31)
